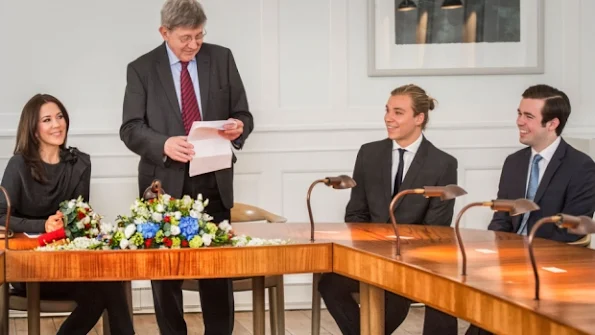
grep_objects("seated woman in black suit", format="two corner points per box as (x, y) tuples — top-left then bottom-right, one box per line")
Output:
(0, 94), (135, 335)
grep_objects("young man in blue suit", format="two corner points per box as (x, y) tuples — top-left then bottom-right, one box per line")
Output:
(466, 84), (595, 334)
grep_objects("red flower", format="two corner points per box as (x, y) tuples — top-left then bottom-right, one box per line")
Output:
(181, 240), (189, 247)
(163, 237), (173, 248)
(77, 212), (86, 220)
(164, 216), (171, 223)
(145, 238), (153, 248)
(84, 223), (91, 230)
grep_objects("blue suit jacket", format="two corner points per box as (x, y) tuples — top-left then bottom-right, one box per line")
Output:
(488, 138), (595, 242)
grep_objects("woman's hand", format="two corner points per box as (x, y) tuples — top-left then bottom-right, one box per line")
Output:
(45, 210), (64, 233)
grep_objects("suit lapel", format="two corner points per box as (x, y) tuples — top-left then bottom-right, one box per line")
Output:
(155, 43), (184, 128)
(533, 140), (567, 204)
(514, 149), (532, 199)
(393, 136), (428, 209)
(196, 50), (211, 120)
(510, 148), (531, 232)
(380, 139), (393, 207)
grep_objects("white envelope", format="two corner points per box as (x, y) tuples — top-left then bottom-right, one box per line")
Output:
(187, 121), (235, 177)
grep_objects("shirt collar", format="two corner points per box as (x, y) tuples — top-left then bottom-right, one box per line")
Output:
(165, 42), (196, 66)
(532, 136), (561, 162)
(392, 133), (423, 155)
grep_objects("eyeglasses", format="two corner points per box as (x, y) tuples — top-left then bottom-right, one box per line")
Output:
(175, 29), (207, 44)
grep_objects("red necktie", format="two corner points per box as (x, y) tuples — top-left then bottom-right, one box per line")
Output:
(180, 61), (201, 134)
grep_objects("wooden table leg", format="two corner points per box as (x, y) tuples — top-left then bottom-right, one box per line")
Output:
(26, 282), (40, 335)
(360, 282), (370, 335)
(252, 276), (265, 335)
(369, 284), (385, 335)
(360, 282), (384, 335)
(0, 283), (8, 335)
(311, 273), (321, 335)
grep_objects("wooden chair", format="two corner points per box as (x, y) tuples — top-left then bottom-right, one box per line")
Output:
(181, 202), (287, 335)
(568, 234), (591, 248)
(6, 281), (133, 335)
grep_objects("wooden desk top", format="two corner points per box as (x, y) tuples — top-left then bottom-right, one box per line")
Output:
(332, 224), (595, 335)
(4, 222), (595, 334)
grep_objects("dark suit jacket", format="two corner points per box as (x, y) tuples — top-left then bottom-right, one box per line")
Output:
(120, 42), (254, 209)
(488, 138), (595, 242)
(345, 136), (458, 225)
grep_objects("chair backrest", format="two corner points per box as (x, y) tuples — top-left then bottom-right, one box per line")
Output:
(231, 203), (287, 223)
(568, 234), (591, 248)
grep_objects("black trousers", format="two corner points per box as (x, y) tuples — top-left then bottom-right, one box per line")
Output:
(318, 273), (458, 335)
(11, 281), (134, 335)
(151, 170), (234, 335)
(465, 325), (493, 335)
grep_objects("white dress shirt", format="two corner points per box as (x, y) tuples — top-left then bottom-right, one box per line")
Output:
(391, 133), (423, 195)
(525, 136), (561, 195)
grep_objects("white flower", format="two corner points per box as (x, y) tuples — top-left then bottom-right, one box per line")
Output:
(76, 201), (83, 208)
(202, 213), (213, 222)
(124, 224), (136, 239)
(152, 212), (163, 222)
(162, 194), (171, 205)
(100, 222), (115, 234)
(170, 225), (181, 236)
(120, 239), (130, 249)
(91, 228), (99, 236)
(197, 193), (203, 201)
(129, 243), (138, 250)
(231, 235), (249, 247)
(68, 201), (75, 209)
(174, 211), (182, 220)
(203, 198), (209, 207)
(82, 216), (90, 224)
(202, 234), (212, 246)
(133, 217), (146, 224)
(156, 204), (165, 213)
(182, 195), (193, 207)
(218, 220), (232, 233)
(189, 210), (199, 218)
(76, 221), (84, 229)
(192, 201), (204, 212)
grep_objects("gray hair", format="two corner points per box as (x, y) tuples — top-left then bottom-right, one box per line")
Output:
(161, 0), (207, 29)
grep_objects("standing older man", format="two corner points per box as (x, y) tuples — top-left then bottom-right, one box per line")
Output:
(120, 0), (254, 333)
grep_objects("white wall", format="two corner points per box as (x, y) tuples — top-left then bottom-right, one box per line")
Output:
(1, 0), (594, 313)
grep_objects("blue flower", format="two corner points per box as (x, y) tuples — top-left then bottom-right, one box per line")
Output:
(179, 216), (199, 240)
(136, 222), (161, 239)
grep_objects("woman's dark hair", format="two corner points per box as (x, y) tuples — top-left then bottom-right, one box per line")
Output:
(14, 94), (70, 183)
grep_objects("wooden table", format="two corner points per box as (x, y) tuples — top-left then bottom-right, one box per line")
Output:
(0, 251), (5, 334)
(4, 223), (595, 335)
(330, 224), (595, 335)
(2, 223), (332, 335)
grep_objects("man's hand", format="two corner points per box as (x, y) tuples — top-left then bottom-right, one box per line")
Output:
(218, 118), (244, 141)
(164, 136), (195, 163)
(45, 211), (64, 233)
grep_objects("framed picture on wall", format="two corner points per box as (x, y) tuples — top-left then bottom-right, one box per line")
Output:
(367, 0), (544, 76)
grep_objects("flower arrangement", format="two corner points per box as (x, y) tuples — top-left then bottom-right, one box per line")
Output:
(37, 196), (102, 246)
(35, 180), (291, 251)
(100, 193), (237, 250)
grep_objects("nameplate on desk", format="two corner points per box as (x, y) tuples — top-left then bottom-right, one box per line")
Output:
(386, 235), (414, 240)
(542, 267), (567, 273)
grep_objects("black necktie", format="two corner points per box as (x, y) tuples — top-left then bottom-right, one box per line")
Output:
(393, 148), (406, 198)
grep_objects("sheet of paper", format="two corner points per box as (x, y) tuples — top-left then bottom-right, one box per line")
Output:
(188, 120), (235, 177)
